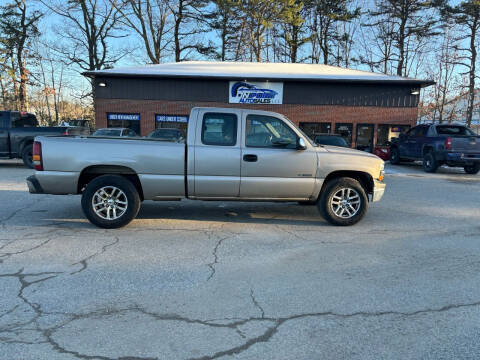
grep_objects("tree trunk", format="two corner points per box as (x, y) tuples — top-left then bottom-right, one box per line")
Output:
(465, 20), (477, 128)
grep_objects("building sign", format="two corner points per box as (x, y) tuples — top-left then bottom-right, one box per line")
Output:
(155, 115), (188, 123)
(229, 81), (283, 104)
(107, 113), (140, 121)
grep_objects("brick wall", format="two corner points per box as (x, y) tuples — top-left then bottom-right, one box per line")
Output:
(95, 98), (418, 145)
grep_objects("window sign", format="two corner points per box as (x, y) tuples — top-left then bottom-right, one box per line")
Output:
(229, 81), (283, 104)
(155, 115), (188, 123)
(107, 113), (140, 121)
(106, 113), (140, 134)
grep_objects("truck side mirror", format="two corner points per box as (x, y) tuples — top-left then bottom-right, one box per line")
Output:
(297, 137), (307, 150)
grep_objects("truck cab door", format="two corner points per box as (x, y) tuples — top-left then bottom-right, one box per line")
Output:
(0, 112), (9, 156)
(407, 126), (427, 159)
(239, 113), (317, 200)
(192, 110), (242, 198)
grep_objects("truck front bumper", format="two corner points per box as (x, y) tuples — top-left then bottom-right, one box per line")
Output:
(26, 175), (44, 194)
(372, 179), (386, 202)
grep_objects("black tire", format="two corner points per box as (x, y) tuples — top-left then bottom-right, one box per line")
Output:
(389, 147), (400, 165)
(81, 175), (141, 229)
(464, 164), (480, 175)
(22, 144), (34, 169)
(423, 151), (439, 173)
(298, 200), (317, 205)
(318, 177), (369, 226)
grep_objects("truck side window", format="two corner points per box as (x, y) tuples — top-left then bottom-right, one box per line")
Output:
(246, 115), (297, 149)
(201, 113), (237, 146)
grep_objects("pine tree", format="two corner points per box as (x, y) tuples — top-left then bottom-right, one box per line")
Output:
(0, 1), (42, 111)
(442, 0), (480, 127)
(368, 0), (440, 76)
(306, 0), (360, 65)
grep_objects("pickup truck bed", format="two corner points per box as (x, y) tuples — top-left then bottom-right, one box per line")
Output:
(27, 107), (386, 228)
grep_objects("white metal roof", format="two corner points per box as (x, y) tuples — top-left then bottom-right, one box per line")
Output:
(85, 61), (433, 85)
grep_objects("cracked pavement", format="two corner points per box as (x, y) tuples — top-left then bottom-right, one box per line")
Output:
(1, 159), (479, 360)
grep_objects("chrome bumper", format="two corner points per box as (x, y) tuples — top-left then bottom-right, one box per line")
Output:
(372, 179), (386, 202)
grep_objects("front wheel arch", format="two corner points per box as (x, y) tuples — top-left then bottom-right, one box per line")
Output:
(319, 171), (373, 202)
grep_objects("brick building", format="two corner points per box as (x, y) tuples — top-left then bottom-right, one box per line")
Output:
(85, 61), (433, 150)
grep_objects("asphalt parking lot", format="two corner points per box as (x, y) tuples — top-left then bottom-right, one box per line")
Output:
(1, 159), (479, 360)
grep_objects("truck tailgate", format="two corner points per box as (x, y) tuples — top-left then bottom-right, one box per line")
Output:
(451, 136), (480, 153)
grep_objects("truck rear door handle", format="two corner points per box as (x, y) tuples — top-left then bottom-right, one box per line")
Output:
(243, 154), (258, 162)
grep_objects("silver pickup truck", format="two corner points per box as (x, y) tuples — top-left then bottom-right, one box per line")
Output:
(27, 107), (385, 228)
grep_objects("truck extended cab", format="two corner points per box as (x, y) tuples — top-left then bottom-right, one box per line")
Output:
(0, 111), (90, 168)
(27, 108), (386, 228)
(389, 124), (480, 174)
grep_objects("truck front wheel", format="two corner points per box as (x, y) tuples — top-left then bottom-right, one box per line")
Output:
(318, 177), (368, 226)
(464, 164), (480, 175)
(389, 147), (400, 165)
(81, 175), (141, 228)
(22, 144), (34, 169)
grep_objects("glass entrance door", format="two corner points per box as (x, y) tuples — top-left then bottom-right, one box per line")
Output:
(356, 124), (374, 152)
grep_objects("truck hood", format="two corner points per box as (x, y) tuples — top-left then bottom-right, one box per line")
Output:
(321, 145), (381, 160)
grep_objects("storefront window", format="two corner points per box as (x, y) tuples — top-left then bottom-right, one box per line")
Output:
(155, 114), (188, 133)
(299, 122), (331, 140)
(334, 123), (353, 146)
(377, 125), (411, 146)
(106, 113), (140, 134)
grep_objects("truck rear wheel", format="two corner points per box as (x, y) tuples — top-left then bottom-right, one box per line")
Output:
(423, 151), (438, 173)
(464, 164), (480, 175)
(318, 177), (368, 226)
(22, 144), (34, 169)
(81, 175), (141, 229)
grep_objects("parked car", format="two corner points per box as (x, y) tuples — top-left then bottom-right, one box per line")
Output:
(390, 124), (480, 174)
(60, 119), (93, 134)
(147, 128), (185, 142)
(0, 110), (89, 168)
(313, 134), (349, 147)
(373, 145), (390, 161)
(93, 128), (137, 137)
(27, 107), (386, 228)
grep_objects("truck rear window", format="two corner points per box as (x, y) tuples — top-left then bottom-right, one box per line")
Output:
(437, 126), (475, 136)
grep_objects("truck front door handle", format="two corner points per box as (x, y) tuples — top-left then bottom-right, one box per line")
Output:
(243, 154), (258, 162)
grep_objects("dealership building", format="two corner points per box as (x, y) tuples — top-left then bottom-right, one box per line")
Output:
(85, 61), (433, 150)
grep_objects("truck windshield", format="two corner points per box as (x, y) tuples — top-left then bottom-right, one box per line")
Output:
(437, 126), (475, 136)
(281, 115), (317, 147)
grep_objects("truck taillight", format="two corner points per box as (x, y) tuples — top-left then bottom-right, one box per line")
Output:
(445, 137), (452, 150)
(62, 130), (69, 136)
(33, 141), (43, 171)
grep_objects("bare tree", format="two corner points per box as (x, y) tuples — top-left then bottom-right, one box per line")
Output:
(40, 0), (127, 95)
(114, 0), (173, 64)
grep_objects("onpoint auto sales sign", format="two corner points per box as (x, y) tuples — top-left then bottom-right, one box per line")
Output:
(229, 81), (283, 104)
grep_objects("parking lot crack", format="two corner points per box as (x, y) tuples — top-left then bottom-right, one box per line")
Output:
(206, 235), (230, 281)
(70, 237), (120, 275)
(249, 289), (265, 318)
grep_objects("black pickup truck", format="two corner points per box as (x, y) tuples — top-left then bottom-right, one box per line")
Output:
(390, 124), (480, 174)
(0, 111), (89, 168)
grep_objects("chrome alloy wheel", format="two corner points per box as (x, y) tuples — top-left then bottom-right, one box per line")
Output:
(330, 187), (361, 219)
(92, 186), (128, 220)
